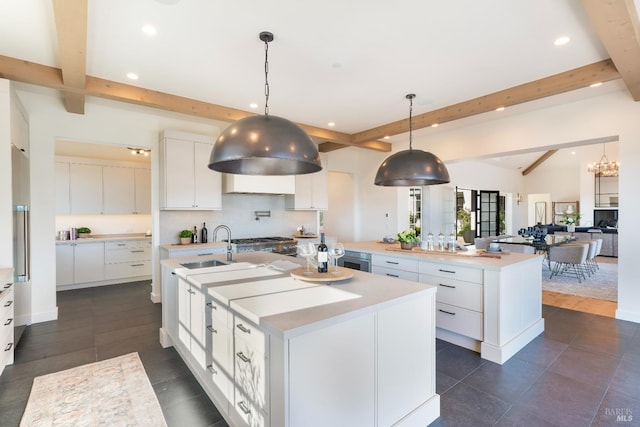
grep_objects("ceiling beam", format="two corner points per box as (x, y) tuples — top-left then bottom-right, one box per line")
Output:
(581, 0), (640, 101)
(52, 0), (87, 114)
(522, 150), (559, 176)
(350, 60), (620, 145)
(318, 139), (391, 153)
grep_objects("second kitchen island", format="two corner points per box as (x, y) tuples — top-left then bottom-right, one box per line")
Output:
(161, 252), (439, 427)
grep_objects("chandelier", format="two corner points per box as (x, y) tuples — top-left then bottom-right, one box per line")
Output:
(587, 144), (619, 177)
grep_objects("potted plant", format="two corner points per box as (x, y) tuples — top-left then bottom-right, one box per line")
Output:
(179, 229), (193, 245)
(563, 212), (582, 232)
(77, 227), (91, 238)
(396, 229), (420, 250)
(457, 208), (474, 243)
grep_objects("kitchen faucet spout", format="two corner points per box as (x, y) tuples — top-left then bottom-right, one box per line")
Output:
(213, 225), (233, 262)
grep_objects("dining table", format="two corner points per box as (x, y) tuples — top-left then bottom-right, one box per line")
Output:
(492, 234), (577, 268)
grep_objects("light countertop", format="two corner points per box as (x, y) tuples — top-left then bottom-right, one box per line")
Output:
(160, 242), (230, 250)
(56, 234), (151, 244)
(343, 241), (542, 270)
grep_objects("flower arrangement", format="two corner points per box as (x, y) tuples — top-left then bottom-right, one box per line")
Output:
(562, 212), (582, 226)
(396, 229), (420, 244)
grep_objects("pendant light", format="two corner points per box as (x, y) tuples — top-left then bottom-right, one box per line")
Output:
(374, 94), (450, 186)
(209, 31), (322, 175)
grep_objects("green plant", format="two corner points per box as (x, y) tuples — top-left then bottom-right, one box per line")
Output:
(563, 212), (582, 226)
(179, 229), (193, 238)
(457, 209), (471, 236)
(77, 227), (91, 234)
(396, 229), (420, 244)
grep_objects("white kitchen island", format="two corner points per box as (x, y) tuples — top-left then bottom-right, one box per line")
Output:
(343, 241), (545, 365)
(160, 252), (439, 427)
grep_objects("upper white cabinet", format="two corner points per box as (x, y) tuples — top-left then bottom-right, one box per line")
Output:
(160, 130), (222, 210)
(134, 168), (151, 214)
(285, 154), (328, 210)
(55, 162), (71, 215)
(103, 165), (135, 214)
(70, 163), (103, 214)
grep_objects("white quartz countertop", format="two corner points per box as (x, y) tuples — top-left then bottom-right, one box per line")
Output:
(343, 241), (542, 270)
(160, 242), (231, 250)
(56, 234), (151, 244)
(163, 252), (436, 339)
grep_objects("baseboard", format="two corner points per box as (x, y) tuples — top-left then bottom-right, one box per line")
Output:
(30, 307), (58, 324)
(435, 328), (481, 353)
(394, 394), (440, 427)
(150, 291), (161, 303)
(159, 327), (174, 348)
(56, 276), (152, 291)
(615, 308), (640, 324)
(481, 318), (545, 364)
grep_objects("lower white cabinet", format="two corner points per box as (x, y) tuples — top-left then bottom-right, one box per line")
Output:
(56, 242), (105, 287)
(104, 240), (151, 279)
(371, 254), (419, 282)
(178, 277), (207, 369)
(0, 278), (15, 376)
(161, 263), (179, 347)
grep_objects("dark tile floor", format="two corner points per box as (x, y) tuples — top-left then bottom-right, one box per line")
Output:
(1, 282), (639, 426)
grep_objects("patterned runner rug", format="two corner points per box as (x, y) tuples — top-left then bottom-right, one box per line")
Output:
(20, 353), (167, 427)
(541, 260), (617, 302)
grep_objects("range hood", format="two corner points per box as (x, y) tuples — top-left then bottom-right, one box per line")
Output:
(222, 174), (295, 195)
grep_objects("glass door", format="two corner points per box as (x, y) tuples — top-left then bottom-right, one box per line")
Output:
(477, 190), (500, 237)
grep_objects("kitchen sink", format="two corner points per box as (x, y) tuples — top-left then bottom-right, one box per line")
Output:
(180, 260), (228, 269)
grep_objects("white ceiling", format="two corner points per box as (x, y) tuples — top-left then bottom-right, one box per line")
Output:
(0, 0), (633, 169)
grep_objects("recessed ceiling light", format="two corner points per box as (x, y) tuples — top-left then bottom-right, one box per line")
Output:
(496, 106), (505, 112)
(249, 103), (258, 109)
(328, 122), (335, 127)
(126, 72), (139, 80)
(554, 36), (571, 46)
(431, 123), (439, 128)
(384, 136), (390, 139)
(571, 151), (576, 155)
(590, 82), (602, 88)
(141, 25), (157, 36)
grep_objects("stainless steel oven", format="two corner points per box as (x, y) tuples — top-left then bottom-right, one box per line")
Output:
(338, 250), (371, 272)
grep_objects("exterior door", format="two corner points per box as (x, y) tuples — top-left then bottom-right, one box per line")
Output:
(476, 190), (500, 236)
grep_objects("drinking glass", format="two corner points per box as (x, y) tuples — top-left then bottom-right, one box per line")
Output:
(297, 242), (317, 275)
(329, 243), (345, 274)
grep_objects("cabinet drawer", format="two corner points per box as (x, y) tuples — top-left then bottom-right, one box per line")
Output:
(105, 247), (150, 264)
(420, 274), (483, 312)
(372, 266), (419, 282)
(207, 360), (233, 408)
(233, 317), (267, 354)
(372, 254), (419, 273)
(234, 338), (268, 411)
(105, 240), (139, 250)
(234, 386), (268, 427)
(105, 261), (151, 279)
(419, 262), (483, 284)
(436, 302), (483, 340)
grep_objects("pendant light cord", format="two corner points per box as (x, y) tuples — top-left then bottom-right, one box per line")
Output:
(264, 37), (270, 117)
(407, 93), (415, 150)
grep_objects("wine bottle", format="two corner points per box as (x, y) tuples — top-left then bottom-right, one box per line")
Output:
(317, 233), (328, 273)
(193, 225), (198, 244)
(201, 222), (208, 243)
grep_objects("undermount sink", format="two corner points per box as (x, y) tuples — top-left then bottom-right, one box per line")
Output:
(180, 260), (228, 269)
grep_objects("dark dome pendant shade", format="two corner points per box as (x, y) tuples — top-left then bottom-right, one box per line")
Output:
(209, 31), (322, 176)
(374, 94), (450, 186)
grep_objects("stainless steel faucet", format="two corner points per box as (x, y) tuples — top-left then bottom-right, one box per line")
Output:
(213, 225), (233, 262)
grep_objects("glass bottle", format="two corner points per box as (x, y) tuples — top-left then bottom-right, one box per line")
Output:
(192, 225), (198, 244)
(449, 230), (456, 252)
(317, 233), (329, 273)
(427, 232), (434, 251)
(438, 232), (445, 252)
(201, 222), (208, 243)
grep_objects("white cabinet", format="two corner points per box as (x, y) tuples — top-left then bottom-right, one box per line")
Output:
(103, 166), (135, 214)
(55, 162), (71, 214)
(0, 279), (15, 375)
(160, 263), (179, 348)
(178, 278), (207, 369)
(70, 163), (103, 214)
(160, 244), (230, 260)
(371, 253), (419, 282)
(285, 154), (328, 210)
(56, 242), (105, 286)
(134, 168), (151, 214)
(104, 240), (151, 280)
(160, 134), (222, 210)
(206, 298), (233, 407)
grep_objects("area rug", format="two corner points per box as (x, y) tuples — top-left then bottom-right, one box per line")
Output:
(541, 261), (617, 302)
(20, 353), (167, 427)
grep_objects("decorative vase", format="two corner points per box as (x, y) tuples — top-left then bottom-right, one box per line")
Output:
(400, 242), (417, 250)
(567, 224), (576, 233)
(180, 237), (192, 245)
(78, 233), (90, 238)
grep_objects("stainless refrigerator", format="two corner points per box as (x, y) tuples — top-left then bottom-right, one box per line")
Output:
(12, 144), (31, 331)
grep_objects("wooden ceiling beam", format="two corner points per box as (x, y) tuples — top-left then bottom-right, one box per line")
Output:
(318, 139), (392, 153)
(350, 60), (620, 145)
(52, 0), (88, 114)
(522, 150), (559, 176)
(581, 0), (640, 101)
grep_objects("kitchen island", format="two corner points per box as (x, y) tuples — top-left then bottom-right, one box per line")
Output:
(343, 241), (545, 365)
(161, 251), (439, 427)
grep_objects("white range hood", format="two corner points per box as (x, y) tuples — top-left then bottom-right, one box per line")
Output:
(223, 173), (295, 195)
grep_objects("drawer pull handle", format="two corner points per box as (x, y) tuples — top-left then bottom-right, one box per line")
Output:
(188, 289), (195, 295)
(207, 325), (217, 334)
(236, 324), (251, 334)
(4, 318), (13, 326)
(236, 351), (251, 363)
(386, 273), (399, 278)
(238, 401), (251, 415)
(385, 261), (399, 265)
(117, 243), (126, 246)
(130, 264), (144, 267)
(4, 301), (13, 308)
(171, 272), (176, 275)
(4, 283), (12, 289)
(439, 309), (456, 316)
(206, 302), (217, 310)
(198, 253), (214, 256)
(207, 364), (218, 374)
(130, 250), (144, 253)
(439, 283), (456, 289)
(438, 269), (456, 274)
(4, 343), (12, 352)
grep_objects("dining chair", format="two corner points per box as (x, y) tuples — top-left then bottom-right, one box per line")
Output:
(549, 243), (589, 283)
